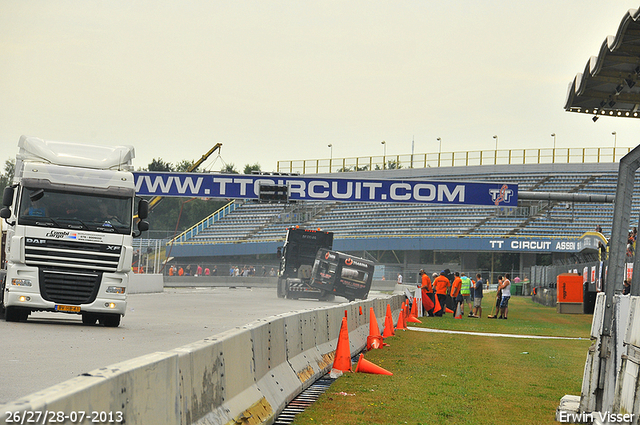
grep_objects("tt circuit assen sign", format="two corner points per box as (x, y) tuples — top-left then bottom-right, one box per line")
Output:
(484, 232), (606, 253)
(133, 172), (518, 207)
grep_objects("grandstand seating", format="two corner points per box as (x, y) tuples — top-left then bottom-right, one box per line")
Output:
(173, 163), (640, 245)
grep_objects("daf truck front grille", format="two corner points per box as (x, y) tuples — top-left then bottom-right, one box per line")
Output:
(39, 268), (102, 305)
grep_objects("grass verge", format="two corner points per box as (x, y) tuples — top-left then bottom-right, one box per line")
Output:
(290, 295), (592, 425)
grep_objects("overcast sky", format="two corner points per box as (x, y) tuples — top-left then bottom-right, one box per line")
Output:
(1, 1), (639, 172)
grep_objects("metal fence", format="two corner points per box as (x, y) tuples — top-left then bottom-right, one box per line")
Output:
(277, 147), (631, 175)
(530, 260), (605, 289)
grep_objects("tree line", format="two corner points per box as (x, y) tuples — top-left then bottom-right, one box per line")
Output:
(144, 158), (262, 237)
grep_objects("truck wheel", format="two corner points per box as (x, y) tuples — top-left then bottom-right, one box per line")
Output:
(100, 314), (121, 327)
(82, 313), (98, 325)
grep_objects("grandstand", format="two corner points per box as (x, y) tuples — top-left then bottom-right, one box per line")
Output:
(166, 161), (637, 278)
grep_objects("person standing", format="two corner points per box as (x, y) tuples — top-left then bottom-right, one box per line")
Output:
(472, 273), (484, 318)
(420, 270), (434, 316)
(433, 272), (450, 317)
(450, 272), (463, 317)
(488, 275), (503, 318)
(498, 273), (512, 319)
(397, 273), (403, 285)
(460, 273), (473, 317)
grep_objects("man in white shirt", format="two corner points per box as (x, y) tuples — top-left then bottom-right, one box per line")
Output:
(498, 273), (512, 319)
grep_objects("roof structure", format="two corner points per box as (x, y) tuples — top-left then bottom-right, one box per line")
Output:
(565, 7), (640, 120)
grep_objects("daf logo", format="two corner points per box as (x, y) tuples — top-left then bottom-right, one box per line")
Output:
(26, 238), (46, 245)
(106, 245), (119, 251)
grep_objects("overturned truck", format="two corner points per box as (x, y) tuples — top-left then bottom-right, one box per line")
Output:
(276, 226), (374, 302)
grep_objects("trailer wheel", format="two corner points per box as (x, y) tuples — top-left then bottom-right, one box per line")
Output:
(100, 314), (121, 328)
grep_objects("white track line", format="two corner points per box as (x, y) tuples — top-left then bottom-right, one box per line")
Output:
(408, 326), (586, 340)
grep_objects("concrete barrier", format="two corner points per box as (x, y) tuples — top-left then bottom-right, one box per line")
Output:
(1, 295), (404, 425)
(164, 276), (278, 288)
(129, 273), (164, 293)
(2, 352), (180, 425)
(163, 276), (396, 292)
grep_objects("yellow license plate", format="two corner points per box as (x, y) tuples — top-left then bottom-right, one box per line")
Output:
(55, 304), (81, 313)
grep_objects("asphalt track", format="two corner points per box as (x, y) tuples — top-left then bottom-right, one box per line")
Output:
(0, 287), (344, 404)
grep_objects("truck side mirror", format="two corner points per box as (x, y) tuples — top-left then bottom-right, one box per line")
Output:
(138, 220), (149, 232)
(0, 207), (10, 219)
(137, 199), (149, 219)
(132, 219), (149, 238)
(2, 186), (14, 207)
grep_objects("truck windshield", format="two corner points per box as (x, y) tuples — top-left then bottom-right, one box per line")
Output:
(18, 188), (132, 234)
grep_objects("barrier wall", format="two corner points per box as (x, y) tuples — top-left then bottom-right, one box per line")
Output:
(162, 276), (396, 292)
(129, 273), (164, 294)
(0, 295), (403, 425)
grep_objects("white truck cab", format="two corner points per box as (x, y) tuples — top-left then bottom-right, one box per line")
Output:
(0, 136), (149, 327)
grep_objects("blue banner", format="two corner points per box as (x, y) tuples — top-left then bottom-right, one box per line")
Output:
(133, 172), (518, 207)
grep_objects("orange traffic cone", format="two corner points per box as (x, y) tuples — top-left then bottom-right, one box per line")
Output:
(422, 292), (434, 315)
(367, 307), (383, 350)
(407, 297), (422, 323)
(383, 304), (395, 338)
(396, 309), (407, 330)
(445, 307), (454, 314)
(433, 294), (442, 315)
(359, 306), (363, 315)
(332, 317), (352, 372)
(355, 353), (393, 376)
(454, 303), (463, 319)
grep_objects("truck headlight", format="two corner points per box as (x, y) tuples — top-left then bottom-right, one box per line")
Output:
(11, 278), (32, 287)
(106, 286), (126, 294)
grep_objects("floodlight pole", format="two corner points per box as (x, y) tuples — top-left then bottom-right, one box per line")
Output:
(493, 135), (498, 163)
